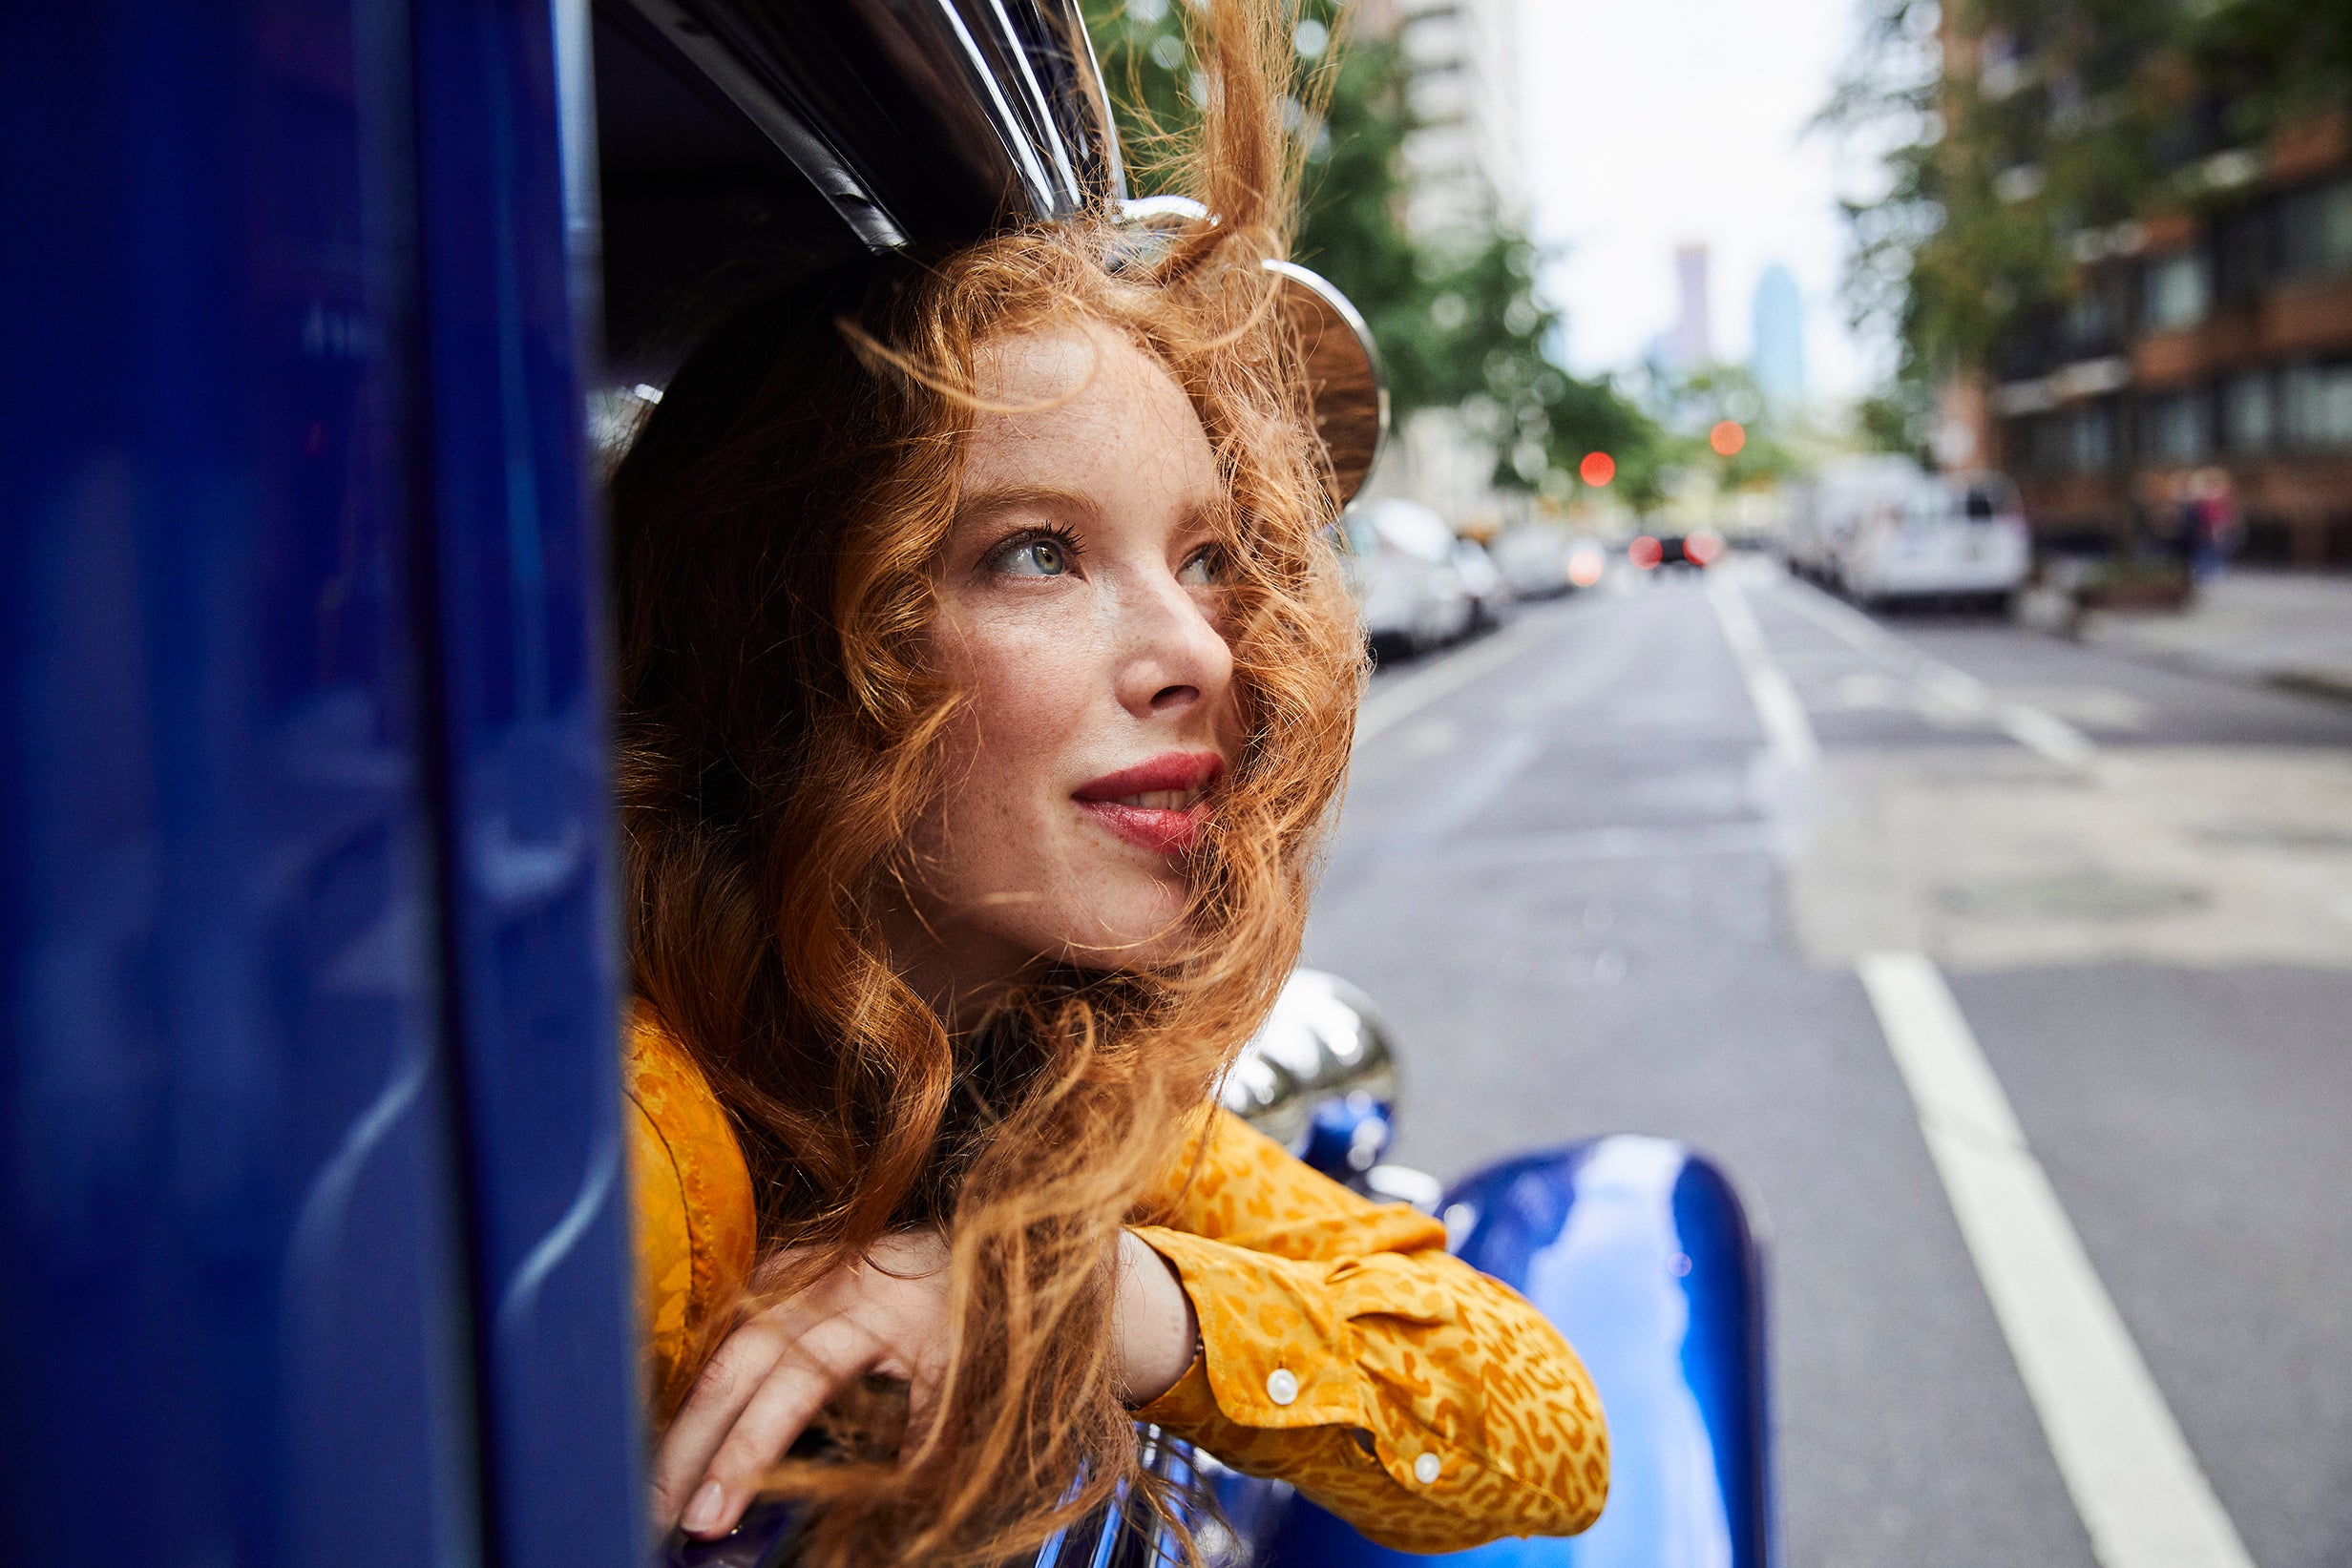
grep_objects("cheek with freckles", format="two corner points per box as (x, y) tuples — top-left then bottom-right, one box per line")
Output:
(920, 617), (1195, 965)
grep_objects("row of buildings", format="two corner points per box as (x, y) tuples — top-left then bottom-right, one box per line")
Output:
(1938, 59), (2352, 567)
(1353, 0), (1535, 528)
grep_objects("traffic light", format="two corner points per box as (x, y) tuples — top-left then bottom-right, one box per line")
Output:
(1580, 450), (1616, 486)
(1709, 420), (1746, 457)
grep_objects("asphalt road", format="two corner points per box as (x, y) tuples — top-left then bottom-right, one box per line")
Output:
(1302, 557), (2352, 1568)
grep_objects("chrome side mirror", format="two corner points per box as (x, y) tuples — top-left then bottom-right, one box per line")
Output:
(1217, 1046), (1308, 1156)
(1239, 968), (1397, 1107)
(1113, 201), (1389, 507)
(1225, 969), (1437, 1205)
(1263, 259), (1388, 507)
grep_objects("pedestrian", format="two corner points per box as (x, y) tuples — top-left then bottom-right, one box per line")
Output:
(2190, 467), (2238, 582)
(600, 1), (1608, 1564)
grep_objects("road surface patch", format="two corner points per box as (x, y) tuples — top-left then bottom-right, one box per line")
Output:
(1356, 611), (1563, 748)
(1788, 747), (2352, 972)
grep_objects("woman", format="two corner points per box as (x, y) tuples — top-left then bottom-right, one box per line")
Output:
(609, 4), (1606, 1563)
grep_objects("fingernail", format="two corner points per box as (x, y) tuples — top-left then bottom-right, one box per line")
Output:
(682, 1480), (725, 1536)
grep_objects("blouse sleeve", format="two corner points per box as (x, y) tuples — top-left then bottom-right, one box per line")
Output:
(624, 1006), (758, 1425)
(1130, 1110), (1607, 1554)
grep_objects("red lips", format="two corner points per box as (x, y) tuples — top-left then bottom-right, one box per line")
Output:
(1072, 751), (1224, 855)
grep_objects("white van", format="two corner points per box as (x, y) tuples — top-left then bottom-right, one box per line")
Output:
(1786, 460), (2029, 612)
(1782, 455), (1918, 586)
(1837, 470), (2030, 611)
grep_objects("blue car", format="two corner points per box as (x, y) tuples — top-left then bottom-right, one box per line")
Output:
(0, 4), (1769, 1565)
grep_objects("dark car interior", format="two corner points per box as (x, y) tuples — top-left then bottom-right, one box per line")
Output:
(585, 0), (1384, 499)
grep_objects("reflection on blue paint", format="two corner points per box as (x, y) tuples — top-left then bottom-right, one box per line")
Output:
(1521, 1139), (1730, 1567)
(1264, 1136), (1773, 1568)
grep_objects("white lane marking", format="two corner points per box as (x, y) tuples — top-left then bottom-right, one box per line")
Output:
(1355, 612), (1560, 749)
(1998, 703), (2100, 768)
(1766, 576), (2098, 769)
(1707, 573), (1820, 768)
(1858, 952), (2256, 1568)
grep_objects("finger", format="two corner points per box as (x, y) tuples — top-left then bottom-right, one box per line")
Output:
(650, 1307), (814, 1528)
(683, 1316), (885, 1539)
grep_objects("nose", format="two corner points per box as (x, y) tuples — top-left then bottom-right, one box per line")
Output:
(1115, 565), (1232, 721)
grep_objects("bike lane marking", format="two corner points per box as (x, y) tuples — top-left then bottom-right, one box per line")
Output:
(1858, 951), (2256, 1568)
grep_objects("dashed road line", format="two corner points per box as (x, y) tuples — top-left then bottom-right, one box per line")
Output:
(1706, 572), (1821, 768)
(1858, 952), (2256, 1568)
(1762, 575), (2099, 770)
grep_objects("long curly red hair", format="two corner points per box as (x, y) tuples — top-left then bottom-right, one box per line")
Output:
(607, 3), (1357, 1561)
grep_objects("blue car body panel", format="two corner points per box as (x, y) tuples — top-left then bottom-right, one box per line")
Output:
(0, 5), (640, 1566)
(1266, 1135), (1774, 1568)
(408, 3), (646, 1565)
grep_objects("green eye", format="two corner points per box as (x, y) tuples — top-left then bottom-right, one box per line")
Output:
(1177, 546), (1220, 587)
(998, 536), (1072, 577)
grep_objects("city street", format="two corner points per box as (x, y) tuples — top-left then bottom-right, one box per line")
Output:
(1306, 559), (2352, 1568)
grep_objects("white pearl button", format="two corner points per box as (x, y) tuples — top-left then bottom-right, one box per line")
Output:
(1265, 1368), (1299, 1406)
(1414, 1452), (1442, 1485)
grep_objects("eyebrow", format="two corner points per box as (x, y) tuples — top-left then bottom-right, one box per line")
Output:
(951, 485), (1101, 529)
(952, 484), (1225, 536)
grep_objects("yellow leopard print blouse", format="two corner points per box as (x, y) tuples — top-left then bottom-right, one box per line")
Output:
(625, 1009), (1608, 1551)
(1128, 1110), (1607, 1551)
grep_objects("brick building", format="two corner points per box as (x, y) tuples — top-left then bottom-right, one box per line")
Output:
(1977, 115), (2352, 567)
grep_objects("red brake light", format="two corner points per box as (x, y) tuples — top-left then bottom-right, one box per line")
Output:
(1628, 534), (1663, 569)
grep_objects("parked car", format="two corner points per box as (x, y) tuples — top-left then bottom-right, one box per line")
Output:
(1491, 524), (1581, 598)
(1345, 497), (1476, 659)
(1840, 470), (2030, 613)
(1454, 534), (1509, 628)
(1782, 454), (1921, 587)
(1785, 459), (2026, 612)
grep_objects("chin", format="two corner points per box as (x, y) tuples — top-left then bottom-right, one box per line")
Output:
(1059, 886), (1194, 972)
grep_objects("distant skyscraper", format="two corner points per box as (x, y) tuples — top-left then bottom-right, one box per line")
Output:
(1752, 261), (1806, 407)
(1670, 244), (1712, 369)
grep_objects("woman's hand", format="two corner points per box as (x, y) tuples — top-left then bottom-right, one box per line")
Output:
(653, 1229), (954, 1540)
(652, 1228), (1201, 1541)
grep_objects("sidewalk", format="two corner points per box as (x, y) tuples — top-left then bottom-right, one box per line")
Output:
(2067, 571), (2352, 701)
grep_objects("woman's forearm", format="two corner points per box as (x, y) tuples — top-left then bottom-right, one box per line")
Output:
(1113, 1229), (1199, 1406)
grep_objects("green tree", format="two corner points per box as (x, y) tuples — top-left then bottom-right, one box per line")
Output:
(1825, 0), (2351, 412)
(1082, 0), (1655, 497)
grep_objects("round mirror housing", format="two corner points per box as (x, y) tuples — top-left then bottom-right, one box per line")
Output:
(1222, 969), (1400, 1157)
(1109, 203), (1388, 507)
(1262, 260), (1388, 507)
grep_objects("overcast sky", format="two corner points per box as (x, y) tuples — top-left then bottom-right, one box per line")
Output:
(1515, 0), (1885, 401)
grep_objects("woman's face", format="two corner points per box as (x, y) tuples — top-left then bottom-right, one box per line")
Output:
(897, 320), (1236, 1010)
